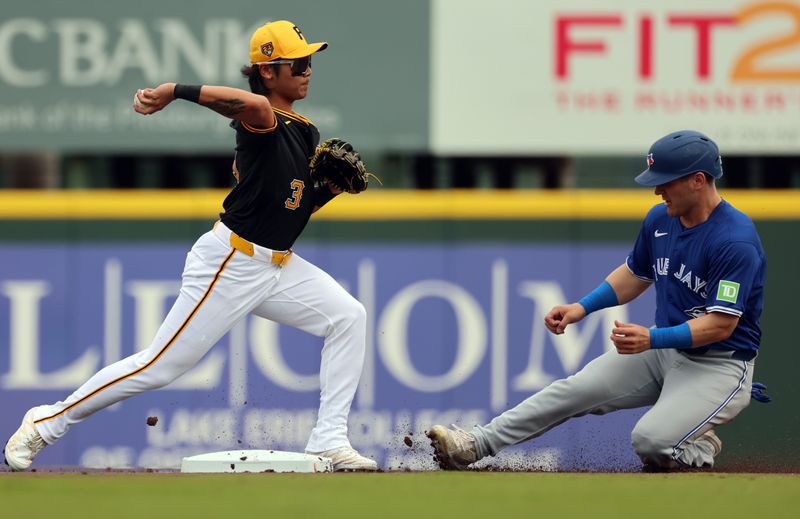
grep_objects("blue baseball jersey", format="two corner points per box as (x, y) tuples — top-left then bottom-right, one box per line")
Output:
(626, 200), (766, 353)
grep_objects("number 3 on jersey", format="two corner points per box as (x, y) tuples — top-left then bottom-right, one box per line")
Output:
(285, 179), (305, 210)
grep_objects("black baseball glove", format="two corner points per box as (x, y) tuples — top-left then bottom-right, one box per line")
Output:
(309, 138), (376, 194)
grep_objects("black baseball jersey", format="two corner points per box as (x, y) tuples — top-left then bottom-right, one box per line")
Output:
(220, 107), (320, 250)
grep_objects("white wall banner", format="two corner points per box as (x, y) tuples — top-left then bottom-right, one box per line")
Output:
(431, 0), (800, 154)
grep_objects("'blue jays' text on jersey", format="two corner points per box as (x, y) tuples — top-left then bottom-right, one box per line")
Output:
(626, 200), (766, 353)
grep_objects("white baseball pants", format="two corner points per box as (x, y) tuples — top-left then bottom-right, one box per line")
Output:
(33, 223), (366, 453)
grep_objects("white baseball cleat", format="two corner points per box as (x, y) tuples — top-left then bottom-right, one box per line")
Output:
(305, 446), (378, 472)
(427, 424), (477, 470)
(698, 429), (722, 457)
(4, 407), (48, 471)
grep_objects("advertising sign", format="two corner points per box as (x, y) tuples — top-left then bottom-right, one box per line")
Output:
(0, 242), (656, 470)
(0, 0), (428, 152)
(431, 0), (800, 154)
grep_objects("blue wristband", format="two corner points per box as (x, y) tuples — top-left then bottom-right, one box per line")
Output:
(577, 281), (619, 315)
(649, 322), (693, 349)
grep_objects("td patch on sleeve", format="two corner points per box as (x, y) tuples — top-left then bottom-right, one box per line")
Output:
(716, 280), (740, 303)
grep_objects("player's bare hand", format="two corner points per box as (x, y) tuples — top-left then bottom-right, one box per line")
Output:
(544, 303), (586, 335)
(133, 83), (177, 115)
(610, 320), (651, 354)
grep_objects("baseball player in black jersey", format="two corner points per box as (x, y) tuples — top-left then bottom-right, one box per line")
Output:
(4, 20), (377, 472)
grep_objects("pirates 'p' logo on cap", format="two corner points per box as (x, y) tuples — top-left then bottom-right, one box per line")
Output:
(647, 153), (654, 166)
(260, 42), (274, 57)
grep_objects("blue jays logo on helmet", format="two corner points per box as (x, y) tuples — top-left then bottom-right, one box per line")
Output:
(635, 130), (723, 187)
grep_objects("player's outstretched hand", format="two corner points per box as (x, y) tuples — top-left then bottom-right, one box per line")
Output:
(133, 82), (177, 115)
(544, 303), (586, 335)
(610, 320), (651, 354)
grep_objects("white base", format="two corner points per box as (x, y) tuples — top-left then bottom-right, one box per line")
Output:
(180, 450), (333, 474)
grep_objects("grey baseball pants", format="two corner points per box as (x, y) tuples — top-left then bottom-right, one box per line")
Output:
(472, 348), (754, 468)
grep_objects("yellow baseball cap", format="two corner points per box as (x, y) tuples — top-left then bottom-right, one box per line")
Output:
(249, 20), (328, 64)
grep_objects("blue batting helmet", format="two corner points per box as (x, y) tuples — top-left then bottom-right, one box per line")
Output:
(635, 130), (723, 187)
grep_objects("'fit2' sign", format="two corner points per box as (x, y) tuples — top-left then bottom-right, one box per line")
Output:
(555, 1), (800, 81)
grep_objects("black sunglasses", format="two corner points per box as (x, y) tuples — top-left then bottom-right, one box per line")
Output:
(266, 56), (312, 76)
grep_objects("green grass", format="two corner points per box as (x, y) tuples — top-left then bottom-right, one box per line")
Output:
(1, 472), (798, 519)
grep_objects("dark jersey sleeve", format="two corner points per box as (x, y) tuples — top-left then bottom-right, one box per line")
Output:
(704, 240), (762, 317)
(231, 116), (279, 144)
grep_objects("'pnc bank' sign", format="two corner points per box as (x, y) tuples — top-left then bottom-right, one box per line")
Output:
(0, 3), (429, 153)
(0, 18), (255, 87)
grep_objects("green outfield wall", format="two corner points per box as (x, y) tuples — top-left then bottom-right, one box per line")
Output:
(1, 189), (797, 468)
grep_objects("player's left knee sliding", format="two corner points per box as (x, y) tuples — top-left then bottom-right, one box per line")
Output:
(631, 428), (677, 468)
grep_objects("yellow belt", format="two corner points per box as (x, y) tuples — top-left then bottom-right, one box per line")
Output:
(229, 231), (292, 267)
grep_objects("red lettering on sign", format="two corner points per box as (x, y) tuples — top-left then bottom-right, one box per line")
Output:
(638, 16), (653, 79)
(555, 15), (623, 79)
(668, 15), (737, 79)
